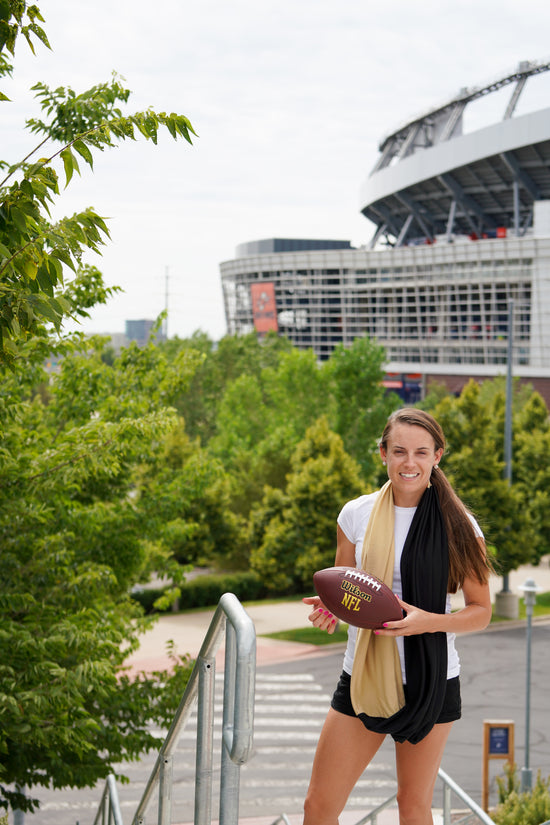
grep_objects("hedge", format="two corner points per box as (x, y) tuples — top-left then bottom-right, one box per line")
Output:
(132, 571), (272, 613)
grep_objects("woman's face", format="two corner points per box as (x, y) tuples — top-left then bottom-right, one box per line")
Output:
(379, 422), (443, 507)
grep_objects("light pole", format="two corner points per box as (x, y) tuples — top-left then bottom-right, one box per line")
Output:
(495, 301), (518, 617)
(518, 577), (540, 792)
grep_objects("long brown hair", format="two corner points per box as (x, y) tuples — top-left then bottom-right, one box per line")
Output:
(380, 407), (493, 592)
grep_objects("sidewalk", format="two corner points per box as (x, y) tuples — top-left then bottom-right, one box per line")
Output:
(123, 600), (333, 676)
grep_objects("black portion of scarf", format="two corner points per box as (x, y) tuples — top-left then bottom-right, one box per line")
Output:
(355, 484), (449, 744)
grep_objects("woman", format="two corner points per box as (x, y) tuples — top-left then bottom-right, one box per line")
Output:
(302, 408), (493, 825)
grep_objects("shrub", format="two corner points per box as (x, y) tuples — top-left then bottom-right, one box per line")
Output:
(493, 764), (550, 825)
(178, 571), (269, 609)
(132, 571), (272, 613)
(131, 586), (167, 613)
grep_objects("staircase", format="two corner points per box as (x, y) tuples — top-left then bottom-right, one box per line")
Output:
(90, 594), (496, 825)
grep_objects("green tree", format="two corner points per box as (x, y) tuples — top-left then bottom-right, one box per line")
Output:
(134, 417), (245, 572)
(202, 336), (394, 527)
(167, 331), (293, 444)
(326, 335), (398, 478)
(1, 3), (196, 366)
(0, 4), (200, 812)
(433, 380), (542, 575)
(250, 417), (365, 592)
(210, 347), (334, 518)
(417, 379), (452, 411)
(512, 392), (550, 565)
(0, 332), (202, 813)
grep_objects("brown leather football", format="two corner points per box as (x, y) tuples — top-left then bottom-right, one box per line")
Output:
(313, 566), (403, 629)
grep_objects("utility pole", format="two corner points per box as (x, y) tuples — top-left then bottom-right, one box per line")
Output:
(503, 299), (514, 592)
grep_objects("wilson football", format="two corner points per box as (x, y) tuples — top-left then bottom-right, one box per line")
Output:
(313, 566), (402, 629)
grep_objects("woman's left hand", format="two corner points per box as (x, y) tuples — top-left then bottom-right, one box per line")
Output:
(373, 598), (437, 637)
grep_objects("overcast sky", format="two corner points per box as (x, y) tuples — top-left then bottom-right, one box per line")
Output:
(4, 0), (550, 341)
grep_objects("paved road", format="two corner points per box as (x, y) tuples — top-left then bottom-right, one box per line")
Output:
(25, 619), (550, 825)
(256, 621), (550, 812)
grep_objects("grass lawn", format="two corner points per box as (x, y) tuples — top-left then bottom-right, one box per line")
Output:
(263, 624), (350, 645)
(261, 592), (550, 645)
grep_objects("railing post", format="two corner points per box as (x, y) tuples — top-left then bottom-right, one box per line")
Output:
(158, 753), (173, 825)
(194, 655), (217, 825)
(106, 775), (123, 825)
(220, 621), (240, 825)
(443, 783), (451, 825)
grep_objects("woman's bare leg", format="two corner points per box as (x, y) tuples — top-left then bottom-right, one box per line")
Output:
(394, 722), (454, 825)
(303, 708), (386, 825)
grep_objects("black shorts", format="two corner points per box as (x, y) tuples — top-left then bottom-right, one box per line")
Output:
(330, 671), (461, 725)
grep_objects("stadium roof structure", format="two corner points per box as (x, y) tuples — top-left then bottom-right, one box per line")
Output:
(360, 59), (550, 248)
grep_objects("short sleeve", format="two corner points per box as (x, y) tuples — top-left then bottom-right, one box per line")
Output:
(337, 492), (378, 546)
(337, 498), (358, 543)
(468, 512), (484, 538)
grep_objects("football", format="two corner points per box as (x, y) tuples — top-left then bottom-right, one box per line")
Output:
(312, 566), (403, 629)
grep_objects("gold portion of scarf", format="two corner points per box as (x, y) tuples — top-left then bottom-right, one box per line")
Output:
(350, 480), (405, 718)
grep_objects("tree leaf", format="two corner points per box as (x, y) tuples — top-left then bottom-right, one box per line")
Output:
(72, 139), (94, 170)
(10, 205), (30, 234)
(60, 147), (80, 186)
(23, 258), (39, 281)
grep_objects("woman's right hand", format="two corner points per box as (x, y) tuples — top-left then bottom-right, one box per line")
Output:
(302, 596), (337, 634)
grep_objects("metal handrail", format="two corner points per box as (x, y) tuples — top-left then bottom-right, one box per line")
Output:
(438, 768), (496, 825)
(135, 592), (256, 825)
(92, 775), (124, 825)
(91, 592), (256, 825)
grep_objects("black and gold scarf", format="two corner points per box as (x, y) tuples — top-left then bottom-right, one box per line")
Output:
(350, 480), (448, 744)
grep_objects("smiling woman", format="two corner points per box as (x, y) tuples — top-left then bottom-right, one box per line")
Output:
(379, 420), (443, 507)
(302, 407), (494, 825)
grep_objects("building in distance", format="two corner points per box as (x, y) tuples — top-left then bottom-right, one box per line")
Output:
(220, 60), (550, 405)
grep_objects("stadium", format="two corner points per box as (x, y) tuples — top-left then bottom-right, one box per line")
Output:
(219, 60), (550, 404)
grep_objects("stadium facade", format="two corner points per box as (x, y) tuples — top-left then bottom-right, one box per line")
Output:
(220, 61), (550, 403)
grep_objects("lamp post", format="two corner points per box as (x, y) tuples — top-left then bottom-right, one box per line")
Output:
(518, 577), (540, 792)
(496, 301), (518, 617)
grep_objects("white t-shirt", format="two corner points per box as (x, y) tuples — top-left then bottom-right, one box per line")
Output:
(337, 490), (483, 681)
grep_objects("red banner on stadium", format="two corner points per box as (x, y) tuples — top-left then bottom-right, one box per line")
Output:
(251, 282), (279, 333)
